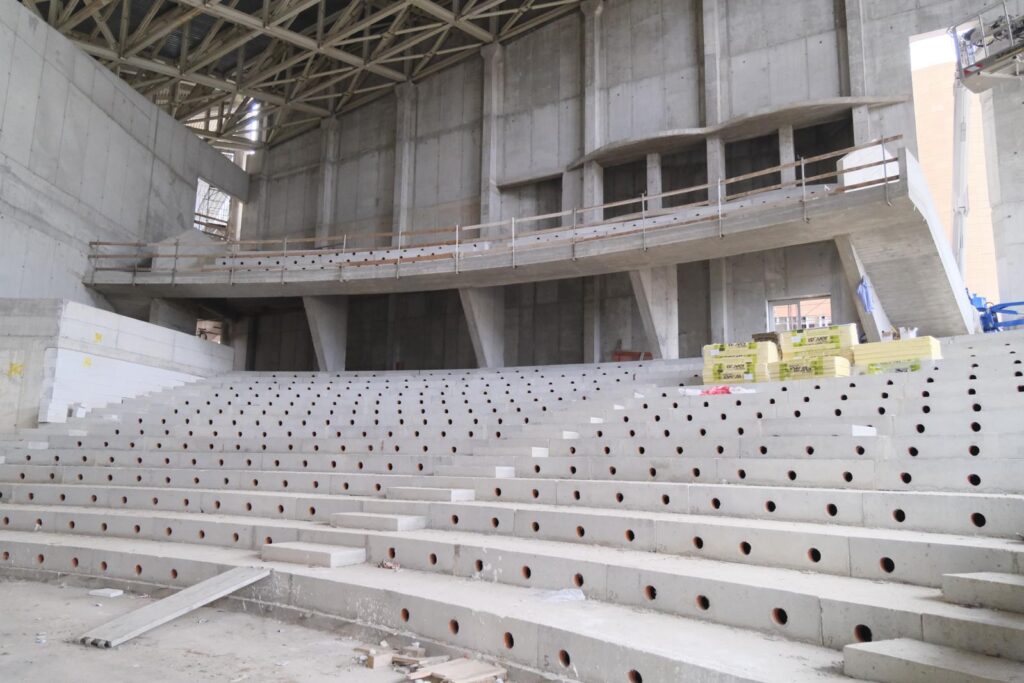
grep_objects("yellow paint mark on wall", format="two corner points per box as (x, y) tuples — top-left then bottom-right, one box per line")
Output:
(5, 362), (24, 378)
(83, 357), (93, 368)
(94, 332), (104, 343)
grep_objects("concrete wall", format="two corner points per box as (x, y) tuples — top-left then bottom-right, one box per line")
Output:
(0, 0), (248, 308)
(0, 298), (233, 432)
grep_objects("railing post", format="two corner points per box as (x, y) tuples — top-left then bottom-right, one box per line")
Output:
(800, 156), (809, 223)
(881, 135), (892, 207)
(717, 178), (724, 238)
(280, 236), (288, 284)
(171, 239), (180, 285)
(454, 224), (460, 274)
(641, 193), (648, 251)
(511, 217), (517, 269)
(571, 208), (578, 262)
(396, 229), (403, 278)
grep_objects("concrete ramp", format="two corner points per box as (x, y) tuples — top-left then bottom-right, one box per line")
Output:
(79, 566), (270, 648)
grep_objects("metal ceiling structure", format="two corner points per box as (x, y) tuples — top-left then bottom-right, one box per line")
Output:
(21, 0), (581, 149)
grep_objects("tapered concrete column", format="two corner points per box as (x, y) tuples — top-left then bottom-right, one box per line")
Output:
(701, 0), (724, 127)
(582, 276), (601, 363)
(316, 118), (342, 247)
(834, 235), (891, 342)
(582, 0), (605, 224)
(459, 286), (505, 368)
(228, 316), (254, 371)
(779, 125), (796, 186)
(480, 44), (504, 234)
(646, 153), (663, 210)
(629, 266), (679, 360)
(707, 136), (726, 203)
(303, 296), (349, 372)
(709, 257), (731, 343)
(392, 83), (417, 248)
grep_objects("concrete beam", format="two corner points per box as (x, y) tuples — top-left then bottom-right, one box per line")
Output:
(392, 83), (417, 248)
(316, 118), (341, 247)
(459, 286), (505, 368)
(303, 296), (349, 372)
(629, 266), (679, 360)
(479, 43), (504, 233)
(834, 234), (892, 342)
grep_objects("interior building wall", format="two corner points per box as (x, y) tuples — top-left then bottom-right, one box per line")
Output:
(252, 308), (317, 371)
(500, 178), (564, 232)
(603, 160), (647, 218)
(662, 145), (709, 207)
(0, 0), (247, 308)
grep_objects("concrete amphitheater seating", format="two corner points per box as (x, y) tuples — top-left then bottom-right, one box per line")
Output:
(0, 332), (1022, 682)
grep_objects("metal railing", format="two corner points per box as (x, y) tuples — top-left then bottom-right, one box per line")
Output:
(88, 136), (903, 284)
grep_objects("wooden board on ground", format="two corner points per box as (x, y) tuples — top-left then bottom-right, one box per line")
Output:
(78, 566), (270, 648)
(407, 656), (507, 682)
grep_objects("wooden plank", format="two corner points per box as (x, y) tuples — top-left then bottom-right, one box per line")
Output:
(79, 566), (270, 648)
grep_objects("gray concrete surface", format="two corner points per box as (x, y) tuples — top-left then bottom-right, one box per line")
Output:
(0, 578), (404, 683)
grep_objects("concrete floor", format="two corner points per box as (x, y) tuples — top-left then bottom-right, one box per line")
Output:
(0, 579), (405, 683)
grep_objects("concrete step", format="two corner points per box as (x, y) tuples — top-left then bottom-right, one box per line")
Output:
(329, 512), (427, 531)
(260, 541), (366, 568)
(385, 486), (475, 502)
(843, 638), (1024, 682)
(471, 445), (549, 458)
(434, 465), (516, 479)
(761, 418), (879, 437)
(943, 572), (1024, 614)
(362, 499), (432, 515)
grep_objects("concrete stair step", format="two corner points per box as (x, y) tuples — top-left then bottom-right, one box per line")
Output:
(943, 572), (1024, 614)
(434, 465), (516, 479)
(385, 486), (475, 502)
(260, 541), (366, 568)
(843, 638), (1024, 683)
(362, 499), (432, 515)
(471, 445), (549, 458)
(761, 418), (879, 437)
(329, 512), (427, 531)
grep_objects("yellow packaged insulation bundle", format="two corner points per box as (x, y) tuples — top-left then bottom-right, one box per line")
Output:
(702, 342), (779, 364)
(761, 356), (851, 381)
(853, 336), (941, 375)
(778, 324), (858, 362)
(702, 342), (777, 384)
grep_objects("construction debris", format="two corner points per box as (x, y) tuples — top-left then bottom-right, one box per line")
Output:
(407, 657), (507, 682)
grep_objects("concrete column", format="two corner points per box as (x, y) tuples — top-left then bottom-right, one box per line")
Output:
(707, 136), (726, 203)
(226, 151), (244, 241)
(316, 118), (341, 247)
(582, 276), (601, 363)
(392, 83), (417, 248)
(629, 266), (680, 360)
(842, 0), (872, 143)
(701, 0), (724, 127)
(582, 0), (605, 224)
(834, 235), (891, 342)
(779, 125), (796, 186)
(709, 257), (731, 343)
(303, 296), (349, 372)
(982, 83), (1024, 303)
(646, 153), (663, 210)
(228, 316), (254, 371)
(248, 150), (270, 241)
(459, 286), (505, 368)
(480, 44), (504, 232)
(148, 299), (196, 335)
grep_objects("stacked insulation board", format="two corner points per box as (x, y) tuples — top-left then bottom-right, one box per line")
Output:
(853, 336), (942, 374)
(702, 342), (778, 384)
(778, 324), (859, 362)
(759, 355), (851, 381)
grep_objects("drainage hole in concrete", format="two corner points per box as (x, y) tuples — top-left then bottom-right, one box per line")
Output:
(521, 566), (531, 579)
(558, 650), (571, 667)
(692, 536), (704, 550)
(893, 509), (906, 523)
(428, 553), (437, 565)
(573, 573), (584, 587)
(807, 548), (821, 563)
(531, 521), (540, 532)
(625, 529), (635, 542)
(400, 608), (409, 622)
(967, 474), (981, 486)
(771, 608), (788, 625)
(696, 595), (710, 610)
(854, 624), (872, 642)
(474, 559), (484, 572)
(971, 512), (986, 527)
(880, 557), (895, 573)
(644, 585), (656, 600)
(449, 619), (459, 635)
(628, 670), (643, 683)
(826, 504), (838, 517)
(504, 632), (514, 649)
(740, 541), (752, 555)
(451, 514), (460, 525)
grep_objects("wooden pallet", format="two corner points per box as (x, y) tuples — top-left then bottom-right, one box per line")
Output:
(79, 566), (271, 648)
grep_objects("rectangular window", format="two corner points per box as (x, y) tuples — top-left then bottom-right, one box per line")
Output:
(770, 296), (832, 332)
